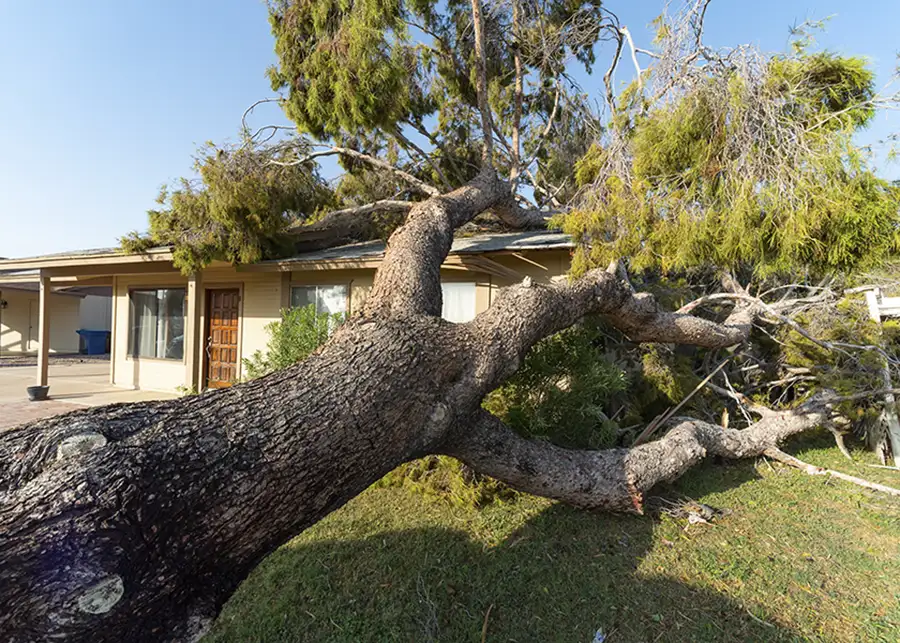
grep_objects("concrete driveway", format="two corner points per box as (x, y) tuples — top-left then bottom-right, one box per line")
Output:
(0, 360), (177, 430)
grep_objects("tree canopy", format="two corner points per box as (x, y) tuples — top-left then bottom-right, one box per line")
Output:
(124, 1), (899, 283)
(563, 45), (900, 278)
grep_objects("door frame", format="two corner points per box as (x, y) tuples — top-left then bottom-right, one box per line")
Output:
(201, 285), (244, 390)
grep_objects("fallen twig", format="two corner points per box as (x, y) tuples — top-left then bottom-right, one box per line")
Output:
(633, 358), (731, 446)
(481, 603), (494, 643)
(764, 449), (900, 497)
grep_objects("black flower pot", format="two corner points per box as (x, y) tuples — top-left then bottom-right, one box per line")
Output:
(26, 385), (50, 402)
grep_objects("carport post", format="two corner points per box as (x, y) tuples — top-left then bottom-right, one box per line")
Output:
(36, 271), (51, 386)
(184, 271), (203, 392)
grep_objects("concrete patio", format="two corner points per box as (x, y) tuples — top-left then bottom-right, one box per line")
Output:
(0, 360), (178, 429)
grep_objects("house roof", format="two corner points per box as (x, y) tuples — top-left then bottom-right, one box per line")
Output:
(252, 230), (574, 266)
(0, 246), (173, 272)
(0, 231), (573, 278)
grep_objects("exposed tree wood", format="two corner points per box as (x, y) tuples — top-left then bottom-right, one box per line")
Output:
(510, 0), (523, 184)
(286, 200), (413, 252)
(764, 448), (900, 496)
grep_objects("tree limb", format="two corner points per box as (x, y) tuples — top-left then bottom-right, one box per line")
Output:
(510, 0), (523, 185)
(620, 26), (643, 91)
(470, 0), (495, 163)
(603, 29), (625, 115)
(442, 400), (832, 511)
(287, 200), (414, 252)
(468, 270), (759, 393)
(270, 145), (441, 197)
(764, 448), (900, 497)
(365, 169), (511, 317)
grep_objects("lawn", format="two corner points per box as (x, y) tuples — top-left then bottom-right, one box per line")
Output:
(205, 434), (900, 642)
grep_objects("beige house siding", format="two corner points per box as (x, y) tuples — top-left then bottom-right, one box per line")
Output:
(0, 289), (81, 355)
(111, 270), (285, 393)
(487, 249), (571, 304)
(112, 273), (189, 392)
(103, 247), (574, 394)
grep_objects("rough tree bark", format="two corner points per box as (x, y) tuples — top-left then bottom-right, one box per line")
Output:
(0, 167), (839, 642)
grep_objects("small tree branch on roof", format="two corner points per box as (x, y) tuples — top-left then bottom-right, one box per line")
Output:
(269, 145), (441, 197)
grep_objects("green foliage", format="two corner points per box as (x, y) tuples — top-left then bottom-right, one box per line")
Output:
(267, 0), (421, 138)
(267, 0), (603, 199)
(378, 455), (517, 508)
(121, 143), (333, 274)
(484, 321), (627, 450)
(560, 51), (900, 279)
(243, 305), (343, 379)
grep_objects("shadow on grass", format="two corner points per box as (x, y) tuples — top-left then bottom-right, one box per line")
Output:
(207, 459), (805, 642)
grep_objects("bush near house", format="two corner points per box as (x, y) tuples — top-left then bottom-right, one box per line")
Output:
(242, 305), (343, 380)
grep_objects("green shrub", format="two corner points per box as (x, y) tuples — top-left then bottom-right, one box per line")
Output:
(484, 320), (628, 450)
(242, 305), (343, 379)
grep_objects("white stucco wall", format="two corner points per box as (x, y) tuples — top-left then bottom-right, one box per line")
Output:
(0, 288), (82, 355)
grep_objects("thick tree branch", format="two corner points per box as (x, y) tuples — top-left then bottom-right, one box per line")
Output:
(365, 170), (511, 317)
(467, 270), (757, 395)
(442, 400), (831, 511)
(286, 200), (414, 252)
(510, 0), (523, 184)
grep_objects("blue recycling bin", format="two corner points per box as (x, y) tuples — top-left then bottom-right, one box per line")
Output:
(77, 329), (111, 355)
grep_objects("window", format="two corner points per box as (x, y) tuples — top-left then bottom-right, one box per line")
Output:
(441, 282), (477, 323)
(129, 288), (185, 360)
(290, 285), (348, 315)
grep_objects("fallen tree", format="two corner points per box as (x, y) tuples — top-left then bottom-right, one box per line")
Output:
(3, 1), (900, 641)
(0, 175), (852, 640)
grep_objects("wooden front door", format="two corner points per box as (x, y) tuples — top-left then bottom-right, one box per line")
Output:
(205, 289), (240, 389)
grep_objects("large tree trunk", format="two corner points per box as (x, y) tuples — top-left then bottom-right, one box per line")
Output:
(0, 316), (481, 642)
(0, 171), (830, 642)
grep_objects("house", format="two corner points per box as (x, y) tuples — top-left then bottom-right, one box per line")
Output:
(0, 266), (112, 357)
(0, 231), (574, 395)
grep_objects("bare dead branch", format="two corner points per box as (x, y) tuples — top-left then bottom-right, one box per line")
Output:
(270, 145), (441, 197)
(764, 448), (900, 496)
(619, 25), (643, 91)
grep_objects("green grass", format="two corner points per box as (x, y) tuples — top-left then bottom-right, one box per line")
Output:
(206, 435), (900, 642)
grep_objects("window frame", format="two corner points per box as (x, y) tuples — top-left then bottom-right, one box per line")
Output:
(289, 284), (350, 316)
(127, 287), (187, 361)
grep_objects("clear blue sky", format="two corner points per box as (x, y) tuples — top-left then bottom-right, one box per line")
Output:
(0, 0), (897, 258)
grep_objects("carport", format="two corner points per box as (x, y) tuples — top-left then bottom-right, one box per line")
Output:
(0, 247), (192, 399)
